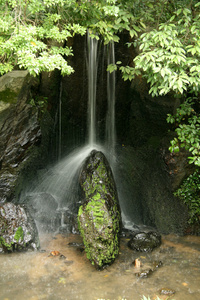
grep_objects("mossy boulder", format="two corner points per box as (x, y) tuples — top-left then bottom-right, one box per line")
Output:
(78, 150), (121, 269)
(0, 202), (39, 253)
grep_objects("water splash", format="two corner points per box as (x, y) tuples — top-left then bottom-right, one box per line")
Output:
(29, 145), (99, 208)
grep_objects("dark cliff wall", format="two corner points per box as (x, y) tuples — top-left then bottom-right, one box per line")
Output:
(0, 71), (57, 203)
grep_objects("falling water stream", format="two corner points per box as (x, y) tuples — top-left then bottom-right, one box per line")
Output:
(1, 34), (200, 300)
(87, 31), (98, 147)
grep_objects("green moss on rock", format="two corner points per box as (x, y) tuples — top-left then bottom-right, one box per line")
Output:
(14, 226), (24, 242)
(0, 236), (13, 251)
(78, 150), (121, 269)
(0, 89), (18, 104)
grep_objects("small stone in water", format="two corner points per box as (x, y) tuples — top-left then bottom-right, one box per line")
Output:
(135, 268), (153, 278)
(68, 242), (84, 247)
(49, 250), (60, 256)
(77, 247), (85, 253)
(152, 260), (163, 269)
(128, 231), (161, 252)
(134, 258), (141, 268)
(182, 282), (188, 286)
(159, 287), (175, 295)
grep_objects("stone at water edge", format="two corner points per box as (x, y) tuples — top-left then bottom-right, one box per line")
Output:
(78, 150), (121, 269)
(159, 287), (175, 295)
(0, 202), (39, 253)
(128, 231), (161, 252)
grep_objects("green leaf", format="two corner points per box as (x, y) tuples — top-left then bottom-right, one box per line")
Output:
(107, 64), (117, 73)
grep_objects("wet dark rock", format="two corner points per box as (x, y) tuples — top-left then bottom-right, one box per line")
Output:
(159, 287), (175, 295)
(128, 231), (161, 252)
(68, 242), (84, 247)
(152, 260), (163, 269)
(59, 209), (79, 234)
(78, 150), (121, 269)
(135, 258), (163, 278)
(0, 70), (57, 204)
(0, 71), (40, 202)
(135, 268), (153, 278)
(59, 254), (66, 260)
(116, 146), (189, 235)
(0, 202), (39, 253)
(78, 247), (85, 253)
(24, 193), (59, 232)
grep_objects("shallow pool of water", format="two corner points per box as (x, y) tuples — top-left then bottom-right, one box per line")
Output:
(0, 233), (199, 300)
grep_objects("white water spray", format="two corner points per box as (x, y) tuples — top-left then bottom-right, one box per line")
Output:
(32, 145), (95, 207)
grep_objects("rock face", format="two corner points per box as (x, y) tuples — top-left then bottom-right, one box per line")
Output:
(115, 146), (188, 234)
(78, 150), (121, 269)
(0, 71), (40, 202)
(0, 70), (56, 203)
(0, 202), (39, 253)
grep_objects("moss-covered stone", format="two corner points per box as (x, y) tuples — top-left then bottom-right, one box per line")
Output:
(78, 150), (121, 269)
(0, 203), (39, 253)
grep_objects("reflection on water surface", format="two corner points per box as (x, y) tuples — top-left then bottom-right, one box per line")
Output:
(0, 233), (199, 300)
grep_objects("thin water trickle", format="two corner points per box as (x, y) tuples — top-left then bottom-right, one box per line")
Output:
(106, 41), (116, 161)
(87, 32), (98, 148)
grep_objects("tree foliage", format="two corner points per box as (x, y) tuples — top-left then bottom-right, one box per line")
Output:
(174, 170), (200, 224)
(1, 0), (186, 76)
(0, 0), (144, 75)
(120, 3), (200, 96)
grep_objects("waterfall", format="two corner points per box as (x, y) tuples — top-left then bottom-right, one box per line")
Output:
(22, 33), (119, 232)
(87, 33), (116, 157)
(87, 32), (98, 147)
